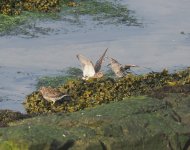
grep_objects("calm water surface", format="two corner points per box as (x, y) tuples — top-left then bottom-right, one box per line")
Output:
(0, 0), (190, 112)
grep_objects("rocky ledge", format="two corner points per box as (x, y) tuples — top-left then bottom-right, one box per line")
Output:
(0, 87), (190, 149)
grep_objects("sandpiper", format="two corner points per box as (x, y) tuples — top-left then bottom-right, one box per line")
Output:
(108, 57), (138, 77)
(76, 48), (108, 80)
(39, 86), (71, 104)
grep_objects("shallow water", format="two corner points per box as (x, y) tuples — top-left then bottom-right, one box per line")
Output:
(0, 0), (190, 112)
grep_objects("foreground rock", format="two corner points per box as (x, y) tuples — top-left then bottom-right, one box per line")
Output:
(0, 93), (190, 149)
(0, 110), (29, 127)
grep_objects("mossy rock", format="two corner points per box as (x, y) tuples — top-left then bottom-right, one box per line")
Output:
(0, 0), (141, 37)
(1, 95), (190, 149)
(0, 0), (60, 15)
(0, 110), (29, 127)
(24, 68), (190, 114)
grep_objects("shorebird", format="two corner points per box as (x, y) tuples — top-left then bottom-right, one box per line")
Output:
(108, 57), (138, 77)
(39, 86), (71, 104)
(76, 48), (108, 80)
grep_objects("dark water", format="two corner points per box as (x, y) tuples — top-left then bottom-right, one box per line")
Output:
(0, 0), (189, 112)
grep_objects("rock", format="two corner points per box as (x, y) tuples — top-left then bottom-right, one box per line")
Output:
(24, 69), (190, 114)
(0, 110), (29, 127)
(0, 94), (190, 149)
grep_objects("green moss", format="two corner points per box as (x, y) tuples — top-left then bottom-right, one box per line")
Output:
(64, 67), (83, 76)
(37, 76), (75, 89)
(0, 0), (140, 36)
(62, 0), (139, 25)
(0, 15), (26, 35)
(37, 67), (82, 88)
(1, 95), (190, 149)
(0, 110), (29, 127)
(0, 11), (60, 36)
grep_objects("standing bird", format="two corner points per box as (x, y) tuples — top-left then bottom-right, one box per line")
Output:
(76, 48), (108, 80)
(108, 57), (138, 77)
(39, 86), (71, 104)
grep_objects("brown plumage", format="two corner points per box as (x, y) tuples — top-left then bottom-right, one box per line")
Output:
(76, 48), (108, 80)
(109, 57), (138, 77)
(39, 87), (71, 104)
(94, 48), (108, 73)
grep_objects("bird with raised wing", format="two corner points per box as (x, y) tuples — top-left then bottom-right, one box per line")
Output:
(76, 48), (108, 80)
(108, 57), (138, 77)
(39, 86), (71, 104)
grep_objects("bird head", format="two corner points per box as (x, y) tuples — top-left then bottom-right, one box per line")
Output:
(39, 86), (46, 94)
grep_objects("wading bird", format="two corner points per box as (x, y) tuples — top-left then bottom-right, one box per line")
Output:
(108, 57), (138, 77)
(76, 48), (108, 80)
(39, 86), (71, 104)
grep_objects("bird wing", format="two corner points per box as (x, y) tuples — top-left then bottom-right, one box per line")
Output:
(76, 54), (95, 77)
(110, 57), (125, 77)
(110, 57), (123, 71)
(48, 89), (64, 98)
(94, 48), (108, 73)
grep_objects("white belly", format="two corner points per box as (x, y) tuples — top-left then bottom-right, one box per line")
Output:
(83, 65), (95, 77)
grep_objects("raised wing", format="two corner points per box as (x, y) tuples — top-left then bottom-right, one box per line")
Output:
(94, 48), (108, 73)
(110, 57), (125, 77)
(76, 54), (95, 78)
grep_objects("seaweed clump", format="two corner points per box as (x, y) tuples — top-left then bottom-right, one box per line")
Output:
(0, 0), (62, 15)
(0, 110), (29, 127)
(24, 68), (190, 114)
(0, 0), (82, 15)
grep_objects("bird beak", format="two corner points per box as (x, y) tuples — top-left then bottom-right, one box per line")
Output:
(132, 65), (139, 67)
(126, 64), (139, 67)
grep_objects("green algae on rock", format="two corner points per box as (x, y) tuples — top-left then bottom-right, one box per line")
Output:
(0, 110), (29, 127)
(1, 95), (190, 149)
(37, 67), (82, 88)
(61, 0), (140, 26)
(0, 0), (140, 36)
(0, 0), (60, 15)
(24, 68), (190, 114)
